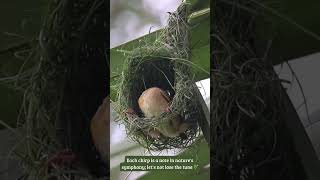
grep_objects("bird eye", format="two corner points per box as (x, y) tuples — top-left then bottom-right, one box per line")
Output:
(166, 90), (171, 97)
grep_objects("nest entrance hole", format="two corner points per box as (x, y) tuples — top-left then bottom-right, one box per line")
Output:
(129, 57), (175, 117)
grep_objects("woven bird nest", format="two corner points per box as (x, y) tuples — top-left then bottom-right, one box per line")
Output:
(113, 2), (205, 151)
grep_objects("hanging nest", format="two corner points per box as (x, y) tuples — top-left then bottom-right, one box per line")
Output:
(212, 0), (307, 179)
(6, 0), (109, 179)
(113, 2), (205, 151)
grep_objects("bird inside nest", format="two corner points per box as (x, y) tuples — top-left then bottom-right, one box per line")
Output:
(126, 87), (190, 139)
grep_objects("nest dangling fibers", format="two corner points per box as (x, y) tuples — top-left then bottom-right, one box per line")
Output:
(114, 2), (205, 151)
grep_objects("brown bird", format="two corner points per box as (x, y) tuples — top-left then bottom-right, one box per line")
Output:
(138, 87), (189, 138)
(138, 87), (171, 118)
(90, 96), (109, 162)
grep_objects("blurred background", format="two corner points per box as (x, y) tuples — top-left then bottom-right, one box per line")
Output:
(0, 1), (47, 179)
(110, 0), (180, 48)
